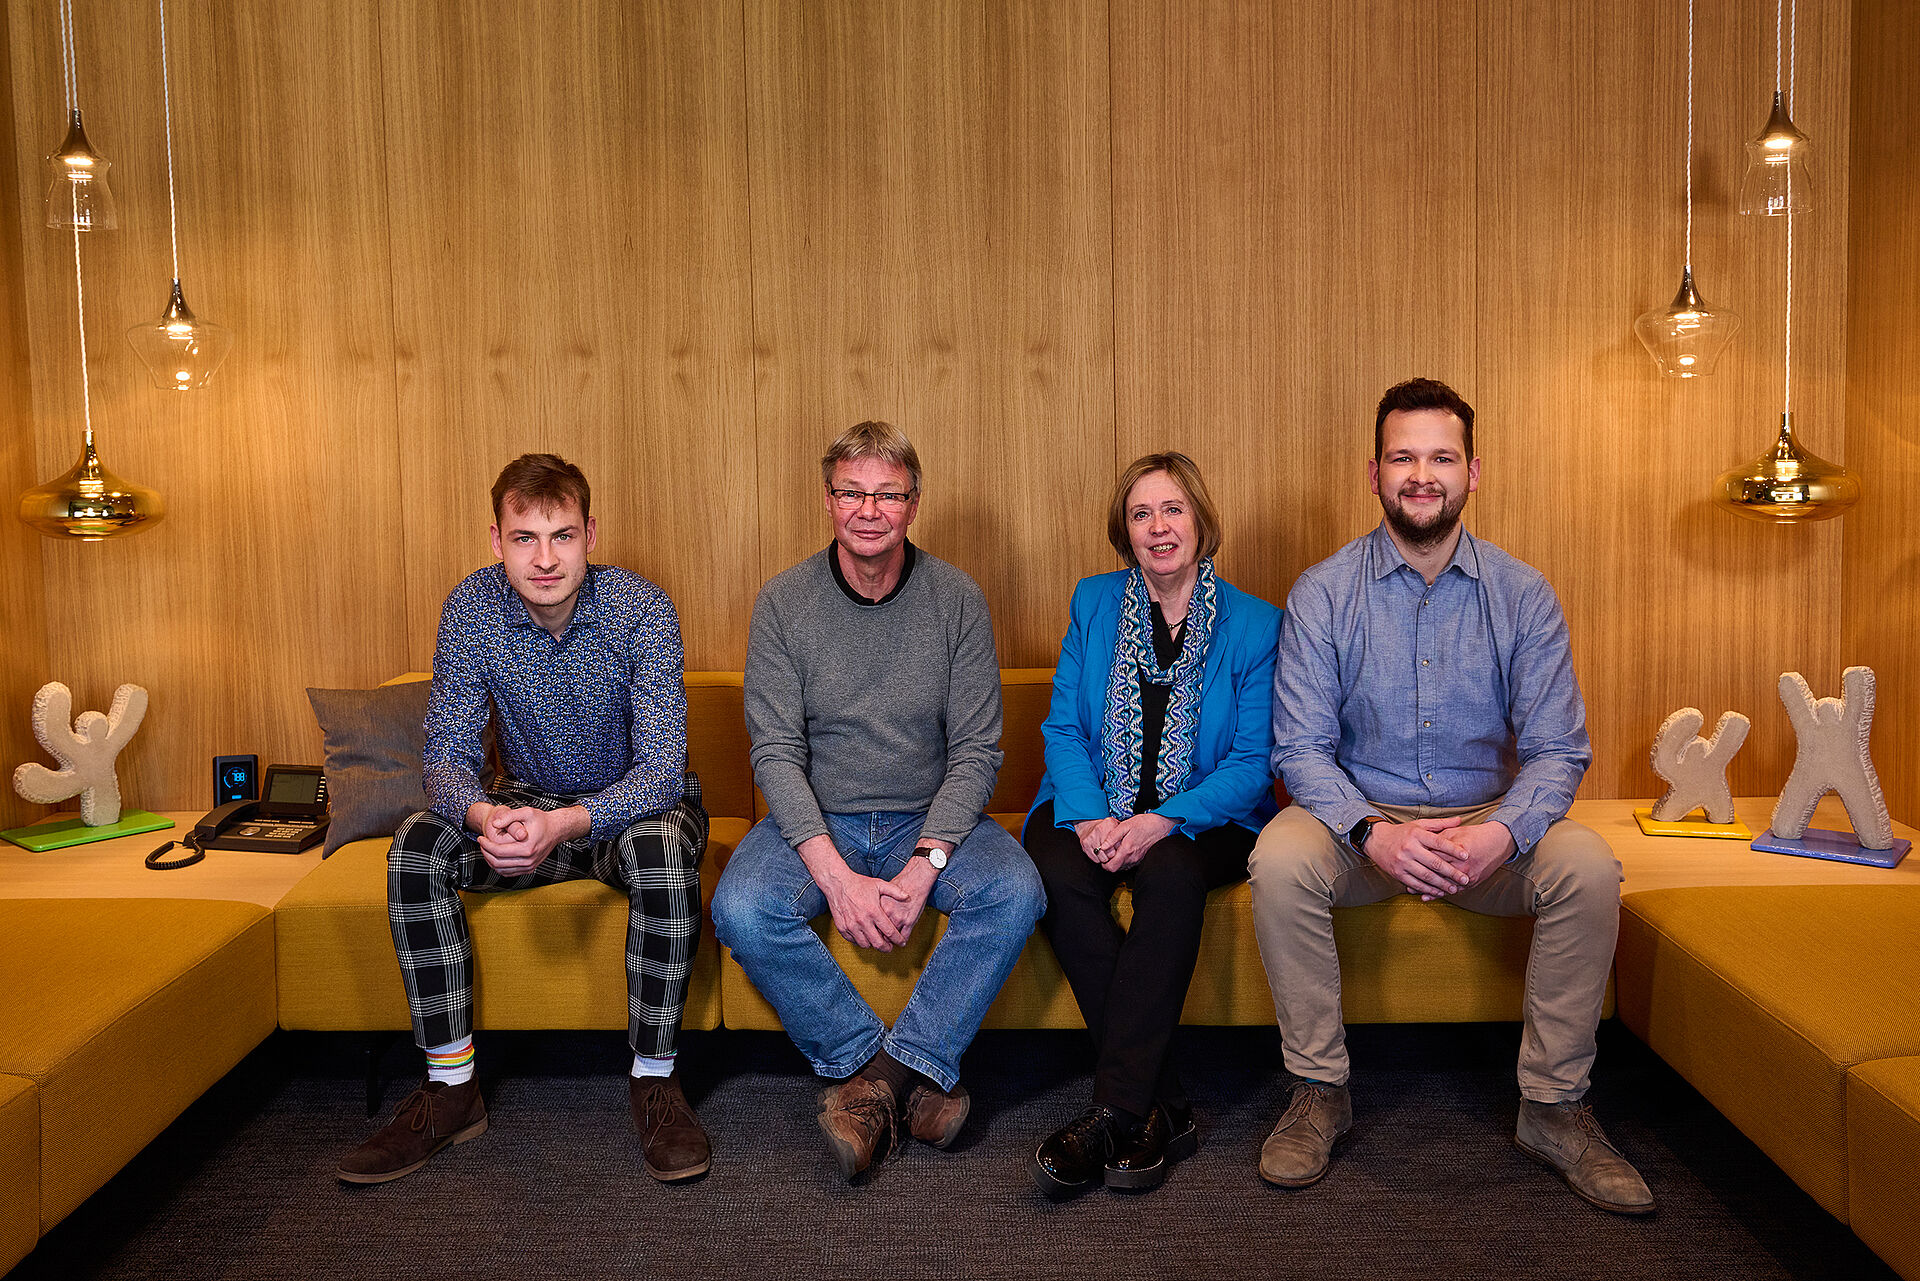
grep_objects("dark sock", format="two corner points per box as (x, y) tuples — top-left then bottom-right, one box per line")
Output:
(857, 1050), (918, 1097)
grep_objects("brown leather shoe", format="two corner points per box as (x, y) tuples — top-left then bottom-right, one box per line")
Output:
(816, 1075), (898, 1180)
(1258, 1082), (1352, 1188)
(337, 1078), (487, 1184)
(630, 1071), (712, 1183)
(1516, 1099), (1656, 1215)
(902, 1080), (970, 1148)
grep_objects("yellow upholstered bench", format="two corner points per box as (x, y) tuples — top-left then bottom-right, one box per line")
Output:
(274, 672), (755, 1037)
(1849, 1056), (1920, 1281)
(718, 668), (1557, 1031)
(0, 1074), (38, 1276)
(0, 899), (276, 1238)
(1614, 884), (1920, 1222)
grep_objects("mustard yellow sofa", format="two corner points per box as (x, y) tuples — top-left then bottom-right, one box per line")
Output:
(1614, 885), (1920, 1278)
(0, 898), (277, 1272)
(718, 669), (1550, 1031)
(275, 673), (756, 1037)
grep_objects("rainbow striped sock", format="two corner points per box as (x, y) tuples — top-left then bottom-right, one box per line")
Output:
(425, 1037), (475, 1085)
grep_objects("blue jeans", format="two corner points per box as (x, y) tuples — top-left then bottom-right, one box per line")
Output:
(712, 811), (1045, 1091)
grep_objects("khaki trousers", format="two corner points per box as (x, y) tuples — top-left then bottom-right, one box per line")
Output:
(1247, 800), (1622, 1102)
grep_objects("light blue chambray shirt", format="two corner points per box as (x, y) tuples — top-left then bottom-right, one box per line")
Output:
(1271, 523), (1590, 852)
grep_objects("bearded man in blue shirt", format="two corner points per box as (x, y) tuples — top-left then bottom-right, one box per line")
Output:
(337, 454), (711, 1186)
(1249, 379), (1651, 1215)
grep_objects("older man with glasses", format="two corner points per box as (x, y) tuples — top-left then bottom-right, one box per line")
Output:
(712, 420), (1046, 1182)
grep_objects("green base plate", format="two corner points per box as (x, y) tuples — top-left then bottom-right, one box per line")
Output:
(2, 809), (175, 851)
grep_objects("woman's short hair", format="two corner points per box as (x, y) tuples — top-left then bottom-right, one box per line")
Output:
(492, 453), (591, 524)
(820, 421), (922, 494)
(1105, 452), (1223, 568)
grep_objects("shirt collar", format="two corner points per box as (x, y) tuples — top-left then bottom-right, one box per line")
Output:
(827, 540), (917, 607)
(496, 563), (600, 633)
(1368, 521), (1483, 582)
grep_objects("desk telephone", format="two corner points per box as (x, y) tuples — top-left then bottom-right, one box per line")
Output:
(147, 765), (331, 869)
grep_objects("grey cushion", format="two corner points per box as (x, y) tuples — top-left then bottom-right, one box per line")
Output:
(305, 682), (432, 856)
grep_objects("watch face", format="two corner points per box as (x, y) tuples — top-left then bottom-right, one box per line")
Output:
(919, 846), (948, 869)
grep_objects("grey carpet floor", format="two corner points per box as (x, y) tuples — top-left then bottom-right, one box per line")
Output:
(9, 1023), (1895, 1281)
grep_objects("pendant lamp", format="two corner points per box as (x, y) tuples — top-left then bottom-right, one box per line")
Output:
(20, 3), (163, 540)
(1713, 193), (1855, 522)
(1739, 0), (1812, 216)
(1636, 0), (1736, 377)
(126, 0), (231, 389)
(44, 0), (116, 230)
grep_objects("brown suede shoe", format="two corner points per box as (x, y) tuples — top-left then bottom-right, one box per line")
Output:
(1258, 1082), (1352, 1188)
(337, 1078), (487, 1185)
(902, 1080), (970, 1148)
(630, 1071), (712, 1183)
(816, 1074), (898, 1180)
(1516, 1099), (1656, 1215)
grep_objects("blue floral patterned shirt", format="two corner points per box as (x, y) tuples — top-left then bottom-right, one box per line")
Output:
(422, 563), (688, 840)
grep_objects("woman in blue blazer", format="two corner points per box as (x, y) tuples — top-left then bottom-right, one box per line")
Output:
(1024, 452), (1281, 1198)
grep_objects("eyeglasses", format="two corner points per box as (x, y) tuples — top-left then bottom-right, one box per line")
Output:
(828, 487), (916, 511)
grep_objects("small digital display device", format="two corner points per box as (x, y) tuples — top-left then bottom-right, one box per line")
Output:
(264, 765), (327, 813)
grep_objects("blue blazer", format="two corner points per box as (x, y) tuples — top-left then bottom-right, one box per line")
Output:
(1026, 570), (1282, 839)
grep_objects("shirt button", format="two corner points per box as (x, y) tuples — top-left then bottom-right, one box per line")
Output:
(1423, 720), (1431, 727)
(1422, 659), (1430, 666)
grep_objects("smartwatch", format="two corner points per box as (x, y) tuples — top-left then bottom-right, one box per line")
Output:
(913, 844), (950, 871)
(1346, 816), (1385, 857)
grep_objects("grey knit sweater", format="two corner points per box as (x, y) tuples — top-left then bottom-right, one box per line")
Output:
(745, 543), (1004, 847)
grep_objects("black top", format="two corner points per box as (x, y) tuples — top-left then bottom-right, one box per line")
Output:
(827, 540), (918, 607)
(1133, 601), (1186, 814)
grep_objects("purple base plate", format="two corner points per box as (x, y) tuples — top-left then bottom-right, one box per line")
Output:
(1750, 826), (1911, 869)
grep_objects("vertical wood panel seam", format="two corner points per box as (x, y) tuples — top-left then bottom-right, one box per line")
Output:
(370, 3), (408, 680)
(1104, 0), (1118, 485)
(739, 0), (761, 660)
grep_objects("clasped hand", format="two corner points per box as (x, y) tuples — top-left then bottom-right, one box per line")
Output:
(470, 802), (582, 877)
(1364, 817), (1514, 901)
(1073, 812), (1177, 872)
(824, 854), (940, 953)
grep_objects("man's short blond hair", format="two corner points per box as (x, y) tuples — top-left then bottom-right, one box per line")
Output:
(820, 421), (923, 494)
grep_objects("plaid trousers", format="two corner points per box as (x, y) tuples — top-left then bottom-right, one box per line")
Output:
(387, 772), (707, 1058)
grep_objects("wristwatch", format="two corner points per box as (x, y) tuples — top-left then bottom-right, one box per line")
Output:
(1346, 816), (1385, 856)
(912, 844), (950, 871)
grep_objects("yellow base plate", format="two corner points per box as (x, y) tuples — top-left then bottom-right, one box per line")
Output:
(1633, 807), (1753, 840)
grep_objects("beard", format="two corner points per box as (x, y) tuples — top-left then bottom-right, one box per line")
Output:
(1380, 486), (1468, 550)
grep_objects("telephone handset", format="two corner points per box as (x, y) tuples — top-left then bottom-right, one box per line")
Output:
(189, 764), (331, 854)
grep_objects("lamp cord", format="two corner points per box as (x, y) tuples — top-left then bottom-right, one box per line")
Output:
(73, 226), (93, 448)
(58, 0), (75, 114)
(1782, 0), (1796, 416)
(1683, 0), (1693, 270)
(159, 0), (180, 282)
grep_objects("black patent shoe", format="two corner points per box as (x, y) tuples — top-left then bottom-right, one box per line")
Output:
(1105, 1102), (1198, 1190)
(1031, 1105), (1119, 1199)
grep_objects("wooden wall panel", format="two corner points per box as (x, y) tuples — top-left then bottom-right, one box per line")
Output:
(7, 0), (404, 812)
(1473, 0), (1851, 799)
(1112, 0), (1478, 608)
(382, 0), (756, 671)
(745, 0), (1113, 667)
(1844, 0), (1920, 826)
(0, 0), (48, 829)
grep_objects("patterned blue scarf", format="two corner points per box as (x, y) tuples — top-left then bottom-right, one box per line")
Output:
(1099, 559), (1219, 819)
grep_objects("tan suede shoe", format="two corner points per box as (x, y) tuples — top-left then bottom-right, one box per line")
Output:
(1258, 1082), (1352, 1188)
(337, 1078), (487, 1185)
(630, 1071), (712, 1183)
(1515, 1099), (1656, 1215)
(816, 1075), (898, 1180)
(902, 1080), (970, 1148)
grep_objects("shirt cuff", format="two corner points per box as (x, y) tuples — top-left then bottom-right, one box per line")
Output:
(1487, 804), (1545, 855)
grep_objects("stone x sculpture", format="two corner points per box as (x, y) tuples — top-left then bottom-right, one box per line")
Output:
(1771, 667), (1895, 851)
(1649, 708), (1751, 824)
(12, 681), (149, 826)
